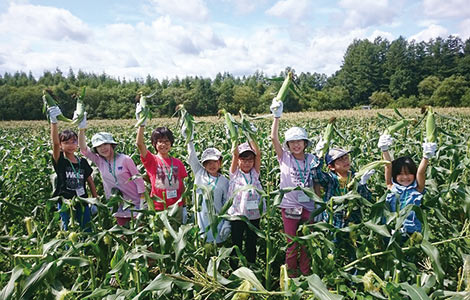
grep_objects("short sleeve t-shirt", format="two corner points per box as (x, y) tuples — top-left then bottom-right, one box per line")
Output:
(227, 168), (264, 220)
(52, 152), (92, 200)
(278, 151), (316, 211)
(141, 151), (188, 210)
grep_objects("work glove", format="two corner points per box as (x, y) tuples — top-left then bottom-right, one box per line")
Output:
(315, 138), (326, 157)
(47, 106), (62, 124)
(423, 141), (437, 159)
(378, 134), (393, 152)
(359, 169), (375, 185)
(73, 111), (87, 129)
(219, 220), (231, 240)
(270, 98), (283, 118)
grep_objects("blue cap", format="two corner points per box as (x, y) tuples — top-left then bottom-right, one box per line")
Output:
(325, 148), (350, 165)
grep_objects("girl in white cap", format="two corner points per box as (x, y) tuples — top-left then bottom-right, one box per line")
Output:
(47, 104), (97, 231)
(182, 126), (231, 244)
(270, 98), (320, 277)
(76, 114), (146, 226)
(227, 139), (264, 268)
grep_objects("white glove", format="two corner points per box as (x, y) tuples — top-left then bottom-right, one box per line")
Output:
(47, 106), (62, 124)
(73, 111), (87, 129)
(90, 204), (98, 215)
(315, 138), (326, 156)
(359, 169), (375, 185)
(219, 220), (231, 240)
(270, 98), (283, 118)
(423, 141), (437, 159)
(378, 134), (393, 152)
(180, 121), (193, 141)
(135, 103), (147, 126)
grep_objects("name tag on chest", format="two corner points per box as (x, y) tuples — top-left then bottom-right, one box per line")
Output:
(246, 200), (259, 210)
(76, 187), (86, 197)
(166, 189), (178, 199)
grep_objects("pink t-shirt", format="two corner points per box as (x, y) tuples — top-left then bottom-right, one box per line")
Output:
(141, 152), (188, 211)
(82, 148), (146, 218)
(227, 168), (265, 220)
(278, 150), (316, 211)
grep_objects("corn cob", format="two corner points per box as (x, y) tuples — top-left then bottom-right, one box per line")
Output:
(279, 264), (291, 292)
(382, 118), (416, 135)
(175, 104), (195, 145)
(275, 71), (293, 102)
(135, 91), (150, 128)
(219, 109), (238, 150)
(348, 160), (391, 189)
(24, 217), (33, 236)
(72, 87), (86, 125)
(232, 280), (252, 300)
(239, 110), (257, 142)
(319, 117), (336, 157)
(426, 106), (437, 143)
(42, 89), (73, 123)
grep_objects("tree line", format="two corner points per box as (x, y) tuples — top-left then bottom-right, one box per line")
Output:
(1, 35), (470, 120)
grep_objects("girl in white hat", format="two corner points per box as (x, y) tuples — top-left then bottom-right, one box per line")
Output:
(270, 98), (320, 277)
(77, 114), (146, 226)
(181, 126), (231, 244)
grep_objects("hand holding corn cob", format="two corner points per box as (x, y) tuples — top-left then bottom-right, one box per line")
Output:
(423, 141), (437, 159)
(73, 111), (87, 129)
(378, 134), (393, 152)
(135, 102), (147, 127)
(359, 169), (375, 185)
(47, 106), (62, 124)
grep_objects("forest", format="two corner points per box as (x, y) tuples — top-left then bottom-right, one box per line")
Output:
(1, 35), (470, 120)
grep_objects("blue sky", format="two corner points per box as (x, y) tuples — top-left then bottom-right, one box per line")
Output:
(0, 0), (469, 80)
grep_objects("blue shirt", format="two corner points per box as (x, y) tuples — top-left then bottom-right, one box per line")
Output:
(386, 180), (424, 234)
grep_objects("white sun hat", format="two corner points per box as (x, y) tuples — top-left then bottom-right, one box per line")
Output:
(282, 127), (312, 150)
(201, 147), (222, 163)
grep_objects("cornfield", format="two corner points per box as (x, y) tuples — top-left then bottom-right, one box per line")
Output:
(1, 108), (470, 299)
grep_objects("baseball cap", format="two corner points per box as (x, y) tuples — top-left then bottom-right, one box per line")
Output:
(201, 147), (222, 163)
(325, 148), (351, 165)
(238, 142), (256, 156)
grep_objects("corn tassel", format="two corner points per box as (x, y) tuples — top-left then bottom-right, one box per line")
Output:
(72, 87), (86, 125)
(426, 106), (437, 143)
(275, 71), (293, 102)
(42, 90), (73, 123)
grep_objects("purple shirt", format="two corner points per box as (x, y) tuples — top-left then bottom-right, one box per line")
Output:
(278, 151), (316, 211)
(82, 148), (146, 218)
(227, 168), (265, 220)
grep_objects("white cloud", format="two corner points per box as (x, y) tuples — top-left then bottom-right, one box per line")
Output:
(223, 0), (265, 15)
(458, 19), (470, 39)
(338, 0), (402, 29)
(0, 3), (91, 42)
(149, 0), (209, 22)
(266, 0), (312, 22)
(422, 0), (470, 19)
(408, 24), (448, 42)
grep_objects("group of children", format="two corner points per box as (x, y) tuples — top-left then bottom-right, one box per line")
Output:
(47, 96), (437, 277)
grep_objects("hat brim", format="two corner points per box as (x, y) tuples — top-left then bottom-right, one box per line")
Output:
(201, 155), (221, 163)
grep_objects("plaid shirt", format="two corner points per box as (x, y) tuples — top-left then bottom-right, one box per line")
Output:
(310, 158), (371, 228)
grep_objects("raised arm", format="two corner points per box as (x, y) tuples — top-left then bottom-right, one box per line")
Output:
(187, 140), (203, 173)
(50, 122), (60, 163)
(249, 139), (261, 174)
(230, 146), (239, 174)
(382, 150), (393, 189)
(416, 157), (428, 193)
(78, 128), (89, 154)
(136, 125), (148, 159)
(270, 117), (283, 160)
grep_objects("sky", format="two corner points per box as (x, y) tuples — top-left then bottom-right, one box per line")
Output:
(0, 0), (469, 81)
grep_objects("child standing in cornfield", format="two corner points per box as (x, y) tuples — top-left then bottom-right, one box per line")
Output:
(181, 125), (231, 244)
(378, 133), (437, 240)
(77, 113), (146, 226)
(270, 98), (321, 277)
(47, 104), (97, 231)
(136, 105), (188, 223)
(227, 140), (264, 268)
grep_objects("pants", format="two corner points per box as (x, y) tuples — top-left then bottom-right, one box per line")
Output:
(282, 208), (312, 277)
(230, 219), (260, 267)
(58, 202), (91, 232)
